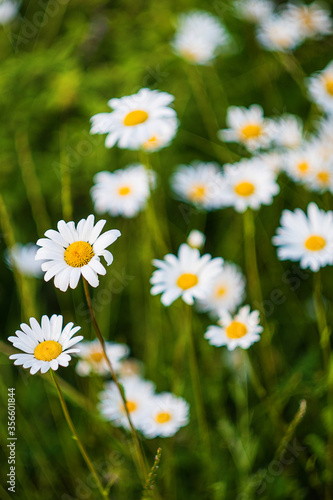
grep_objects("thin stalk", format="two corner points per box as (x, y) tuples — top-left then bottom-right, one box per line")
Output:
(50, 371), (107, 499)
(313, 271), (330, 369)
(82, 278), (148, 481)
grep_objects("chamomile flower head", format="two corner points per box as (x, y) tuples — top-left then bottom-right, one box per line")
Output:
(36, 215), (121, 292)
(305, 161), (333, 193)
(139, 393), (190, 438)
(75, 339), (129, 377)
(256, 13), (303, 52)
(90, 88), (177, 150)
(235, 0), (274, 23)
(8, 315), (83, 375)
(141, 118), (178, 152)
(91, 164), (154, 218)
(308, 61), (333, 114)
(150, 243), (224, 307)
(99, 376), (155, 430)
(197, 263), (246, 316)
(283, 144), (317, 183)
(218, 105), (273, 151)
(286, 2), (332, 39)
(273, 203), (333, 271)
(205, 305), (263, 351)
(187, 229), (206, 249)
(270, 114), (303, 149)
(170, 162), (224, 210)
(0, 0), (18, 25)
(220, 159), (280, 213)
(171, 10), (229, 65)
(5, 243), (43, 278)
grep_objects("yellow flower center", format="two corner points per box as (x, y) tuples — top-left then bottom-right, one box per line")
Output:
(143, 135), (158, 149)
(226, 321), (247, 339)
(89, 351), (104, 363)
(64, 241), (94, 268)
(234, 181), (255, 197)
(215, 286), (227, 297)
(317, 171), (330, 184)
(325, 78), (333, 96)
(297, 161), (309, 174)
(118, 186), (131, 196)
(177, 273), (198, 290)
(125, 401), (137, 413)
(155, 411), (172, 424)
(241, 123), (262, 140)
(189, 185), (206, 202)
(34, 340), (62, 361)
(123, 110), (149, 126)
(304, 235), (326, 251)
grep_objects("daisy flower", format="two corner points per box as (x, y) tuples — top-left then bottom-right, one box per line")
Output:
(99, 376), (155, 430)
(170, 162), (224, 210)
(235, 0), (274, 24)
(139, 393), (190, 438)
(285, 2), (332, 39)
(91, 164), (154, 218)
(220, 159), (280, 213)
(273, 203), (333, 271)
(186, 229), (206, 249)
(171, 10), (229, 65)
(0, 0), (18, 25)
(284, 144), (317, 184)
(5, 243), (43, 278)
(8, 315), (83, 375)
(36, 215), (121, 292)
(270, 114), (303, 150)
(218, 105), (273, 151)
(204, 305), (263, 351)
(308, 61), (333, 114)
(89, 88), (177, 150)
(256, 14), (303, 52)
(75, 339), (129, 377)
(141, 118), (178, 152)
(257, 151), (284, 176)
(150, 243), (224, 306)
(197, 263), (246, 316)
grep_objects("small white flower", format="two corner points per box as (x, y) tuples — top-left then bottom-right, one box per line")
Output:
(218, 105), (273, 151)
(75, 339), (129, 377)
(0, 0), (18, 25)
(141, 118), (178, 152)
(283, 144), (318, 183)
(8, 315), (83, 375)
(139, 393), (190, 438)
(171, 10), (229, 65)
(187, 229), (206, 249)
(36, 215), (121, 292)
(150, 243), (224, 306)
(220, 159), (280, 212)
(270, 114), (303, 149)
(235, 0), (274, 23)
(170, 161), (224, 210)
(285, 2), (333, 39)
(205, 305), (263, 351)
(91, 164), (153, 218)
(5, 243), (43, 278)
(197, 263), (246, 316)
(308, 61), (333, 114)
(90, 88), (177, 150)
(257, 151), (284, 175)
(273, 202), (333, 271)
(256, 14), (303, 52)
(99, 376), (155, 430)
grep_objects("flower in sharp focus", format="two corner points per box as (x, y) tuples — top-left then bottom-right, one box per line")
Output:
(5, 243), (43, 278)
(8, 315), (83, 374)
(270, 114), (303, 150)
(204, 305), (263, 351)
(0, 0), (18, 25)
(171, 10), (229, 65)
(75, 339), (129, 377)
(307, 61), (333, 114)
(150, 243), (224, 306)
(139, 393), (190, 438)
(273, 203), (333, 272)
(218, 105), (274, 151)
(99, 376), (155, 430)
(91, 164), (154, 218)
(285, 2), (332, 39)
(36, 214), (121, 292)
(89, 88), (177, 150)
(197, 263), (246, 316)
(170, 161), (224, 210)
(186, 229), (206, 250)
(256, 14), (303, 52)
(220, 159), (280, 213)
(235, 0), (274, 24)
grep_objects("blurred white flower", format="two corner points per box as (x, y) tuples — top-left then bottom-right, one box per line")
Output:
(90, 88), (177, 150)
(187, 229), (206, 249)
(0, 0), (18, 25)
(5, 243), (43, 278)
(273, 203), (333, 271)
(308, 61), (333, 114)
(285, 2), (332, 39)
(270, 114), (303, 149)
(283, 144), (318, 183)
(141, 118), (178, 152)
(257, 151), (284, 175)
(171, 10), (229, 65)
(256, 13), (303, 52)
(235, 0), (274, 23)
(75, 339), (129, 377)
(205, 305), (263, 350)
(150, 243), (223, 306)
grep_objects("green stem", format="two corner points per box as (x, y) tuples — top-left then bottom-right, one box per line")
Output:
(313, 271), (330, 369)
(83, 279), (148, 481)
(50, 371), (107, 499)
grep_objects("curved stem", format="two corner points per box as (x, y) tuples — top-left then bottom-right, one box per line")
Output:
(83, 278), (148, 481)
(51, 371), (107, 499)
